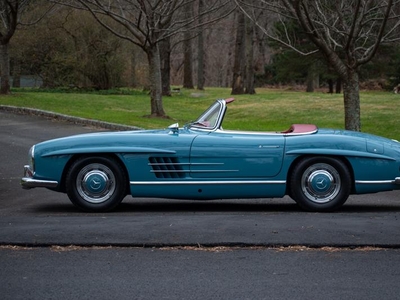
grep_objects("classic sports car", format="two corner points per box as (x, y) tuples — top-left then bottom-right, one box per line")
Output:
(22, 98), (400, 212)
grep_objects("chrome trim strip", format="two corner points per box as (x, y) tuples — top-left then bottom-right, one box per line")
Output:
(130, 180), (286, 185)
(356, 178), (400, 185)
(151, 170), (238, 173)
(21, 177), (58, 189)
(148, 163), (190, 166)
(259, 145), (280, 148)
(190, 163), (224, 165)
(148, 162), (224, 166)
(284, 130), (318, 136)
(150, 170), (188, 172)
(220, 129), (282, 135)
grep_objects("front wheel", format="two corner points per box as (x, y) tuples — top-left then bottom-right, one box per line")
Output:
(289, 157), (352, 212)
(66, 156), (127, 212)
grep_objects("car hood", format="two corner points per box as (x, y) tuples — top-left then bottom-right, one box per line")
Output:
(33, 128), (196, 157)
(39, 128), (173, 143)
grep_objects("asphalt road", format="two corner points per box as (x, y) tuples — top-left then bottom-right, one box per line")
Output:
(1, 110), (400, 300)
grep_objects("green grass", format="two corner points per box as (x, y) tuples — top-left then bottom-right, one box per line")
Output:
(1, 87), (399, 139)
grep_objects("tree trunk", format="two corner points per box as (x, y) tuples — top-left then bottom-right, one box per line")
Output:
(306, 69), (314, 92)
(0, 43), (11, 94)
(336, 78), (342, 94)
(306, 63), (318, 92)
(231, 11), (246, 95)
(342, 70), (361, 131)
(12, 56), (21, 87)
(147, 45), (166, 117)
(328, 79), (334, 94)
(160, 37), (171, 96)
(313, 72), (319, 89)
(183, 1), (194, 89)
(130, 50), (137, 88)
(244, 17), (255, 94)
(183, 35), (194, 89)
(196, 0), (205, 91)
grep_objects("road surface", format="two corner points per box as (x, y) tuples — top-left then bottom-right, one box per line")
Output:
(1, 110), (400, 300)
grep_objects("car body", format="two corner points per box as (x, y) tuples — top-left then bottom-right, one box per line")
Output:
(21, 98), (400, 212)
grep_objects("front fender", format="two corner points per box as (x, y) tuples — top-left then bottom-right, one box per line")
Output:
(41, 147), (176, 157)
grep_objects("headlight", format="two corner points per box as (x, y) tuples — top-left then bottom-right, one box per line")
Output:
(28, 145), (35, 172)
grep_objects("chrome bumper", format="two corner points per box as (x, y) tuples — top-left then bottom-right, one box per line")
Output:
(396, 177), (400, 185)
(21, 165), (58, 189)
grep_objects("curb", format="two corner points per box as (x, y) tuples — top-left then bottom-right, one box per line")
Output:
(0, 105), (142, 131)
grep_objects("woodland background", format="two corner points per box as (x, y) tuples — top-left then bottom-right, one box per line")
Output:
(3, 0), (400, 133)
(7, 1), (400, 93)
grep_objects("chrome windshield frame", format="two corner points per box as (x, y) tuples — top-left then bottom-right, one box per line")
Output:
(187, 99), (227, 132)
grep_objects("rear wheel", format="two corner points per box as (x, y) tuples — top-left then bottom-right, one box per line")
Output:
(289, 157), (351, 212)
(66, 156), (127, 212)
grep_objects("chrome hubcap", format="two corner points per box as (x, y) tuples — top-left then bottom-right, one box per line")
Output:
(76, 163), (116, 204)
(301, 163), (341, 204)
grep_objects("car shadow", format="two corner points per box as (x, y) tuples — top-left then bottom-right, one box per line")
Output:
(117, 201), (300, 213)
(31, 198), (400, 214)
(32, 201), (299, 214)
(119, 201), (400, 214)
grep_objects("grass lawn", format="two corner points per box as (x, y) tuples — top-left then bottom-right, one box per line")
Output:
(1, 87), (399, 140)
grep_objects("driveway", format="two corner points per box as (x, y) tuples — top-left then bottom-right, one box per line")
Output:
(2, 110), (400, 300)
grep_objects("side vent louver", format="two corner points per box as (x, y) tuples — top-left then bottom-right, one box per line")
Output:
(148, 157), (185, 178)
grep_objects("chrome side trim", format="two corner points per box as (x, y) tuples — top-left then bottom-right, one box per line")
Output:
(284, 130), (318, 136)
(221, 129), (282, 135)
(356, 178), (400, 185)
(21, 177), (58, 189)
(130, 180), (286, 185)
(259, 145), (280, 148)
(148, 162), (224, 166)
(151, 170), (239, 173)
(191, 163), (225, 165)
(148, 162), (190, 166)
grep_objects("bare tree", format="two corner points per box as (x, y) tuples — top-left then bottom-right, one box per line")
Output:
(59, 0), (233, 117)
(0, 0), (21, 94)
(0, 0), (53, 94)
(0, 0), (19, 94)
(237, 0), (400, 131)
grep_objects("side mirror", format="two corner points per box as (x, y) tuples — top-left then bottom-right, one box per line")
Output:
(168, 123), (179, 134)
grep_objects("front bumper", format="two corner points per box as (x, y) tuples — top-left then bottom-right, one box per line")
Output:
(21, 165), (58, 189)
(396, 177), (400, 185)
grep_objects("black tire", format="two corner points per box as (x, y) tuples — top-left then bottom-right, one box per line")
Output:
(289, 156), (351, 212)
(66, 156), (127, 212)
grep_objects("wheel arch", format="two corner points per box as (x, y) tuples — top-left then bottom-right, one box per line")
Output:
(286, 154), (356, 195)
(59, 153), (130, 194)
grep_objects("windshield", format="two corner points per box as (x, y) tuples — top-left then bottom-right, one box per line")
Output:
(189, 100), (224, 130)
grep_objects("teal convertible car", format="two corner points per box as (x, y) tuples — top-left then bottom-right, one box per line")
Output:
(22, 98), (400, 212)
